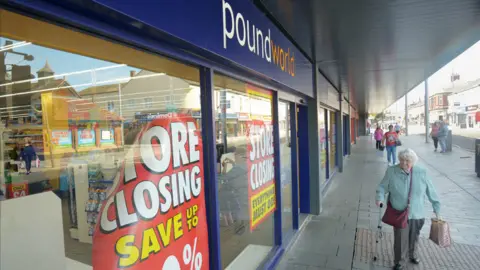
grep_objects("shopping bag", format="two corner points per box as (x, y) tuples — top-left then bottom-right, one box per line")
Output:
(19, 161), (25, 169)
(35, 157), (40, 168)
(429, 218), (451, 247)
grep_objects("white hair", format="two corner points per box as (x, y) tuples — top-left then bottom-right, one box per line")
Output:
(398, 148), (418, 164)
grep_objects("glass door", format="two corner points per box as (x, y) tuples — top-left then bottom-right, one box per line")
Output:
(279, 101), (293, 237)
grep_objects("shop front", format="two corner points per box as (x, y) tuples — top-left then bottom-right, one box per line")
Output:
(0, 1), (316, 270)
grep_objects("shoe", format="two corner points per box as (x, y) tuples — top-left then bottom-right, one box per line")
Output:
(410, 258), (420, 265)
(393, 264), (403, 270)
(434, 149), (437, 152)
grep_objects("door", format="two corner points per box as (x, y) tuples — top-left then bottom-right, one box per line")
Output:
(279, 101), (293, 237)
(297, 105), (309, 225)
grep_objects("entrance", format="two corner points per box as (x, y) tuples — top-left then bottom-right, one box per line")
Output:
(297, 105), (309, 226)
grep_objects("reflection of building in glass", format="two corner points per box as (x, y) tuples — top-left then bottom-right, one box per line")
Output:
(79, 70), (200, 122)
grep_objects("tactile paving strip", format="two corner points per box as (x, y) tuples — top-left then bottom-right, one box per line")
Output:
(354, 228), (480, 270)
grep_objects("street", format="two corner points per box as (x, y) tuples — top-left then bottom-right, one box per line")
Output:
(406, 124), (479, 152)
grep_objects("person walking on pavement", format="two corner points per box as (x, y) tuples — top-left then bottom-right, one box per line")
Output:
(374, 126), (384, 149)
(395, 122), (401, 134)
(376, 149), (441, 270)
(437, 121), (449, 153)
(430, 122), (439, 152)
(382, 125), (399, 165)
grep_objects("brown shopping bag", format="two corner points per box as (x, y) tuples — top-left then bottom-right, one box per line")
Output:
(429, 218), (452, 247)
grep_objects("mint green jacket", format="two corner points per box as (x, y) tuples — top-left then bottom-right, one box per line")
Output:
(376, 165), (441, 219)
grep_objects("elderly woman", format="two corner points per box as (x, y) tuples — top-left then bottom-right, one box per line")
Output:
(376, 149), (441, 270)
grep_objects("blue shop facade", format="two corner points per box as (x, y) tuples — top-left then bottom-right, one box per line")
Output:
(0, 0), (359, 269)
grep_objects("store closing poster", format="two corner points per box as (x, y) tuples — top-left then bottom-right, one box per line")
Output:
(92, 114), (209, 270)
(246, 86), (276, 231)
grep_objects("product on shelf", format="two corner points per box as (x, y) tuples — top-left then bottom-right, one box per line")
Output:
(85, 164), (114, 236)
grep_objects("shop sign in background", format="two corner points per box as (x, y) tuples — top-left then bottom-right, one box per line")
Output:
(78, 129), (96, 147)
(92, 0), (313, 96)
(92, 114), (209, 270)
(51, 130), (72, 148)
(100, 129), (115, 144)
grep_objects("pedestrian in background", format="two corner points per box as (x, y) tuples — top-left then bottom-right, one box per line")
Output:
(395, 122), (401, 134)
(430, 122), (439, 152)
(20, 137), (36, 175)
(374, 126), (384, 149)
(382, 125), (399, 166)
(376, 148), (441, 270)
(437, 121), (449, 153)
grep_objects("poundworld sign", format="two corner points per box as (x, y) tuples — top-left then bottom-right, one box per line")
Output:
(223, 0), (296, 77)
(92, 0), (313, 96)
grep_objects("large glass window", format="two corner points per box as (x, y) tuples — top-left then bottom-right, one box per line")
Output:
(318, 108), (327, 184)
(214, 74), (276, 269)
(0, 10), (209, 269)
(328, 110), (337, 177)
(279, 101), (292, 236)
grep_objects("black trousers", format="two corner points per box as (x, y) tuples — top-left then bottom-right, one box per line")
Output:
(432, 137), (438, 149)
(393, 219), (425, 266)
(376, 140), (381, 149)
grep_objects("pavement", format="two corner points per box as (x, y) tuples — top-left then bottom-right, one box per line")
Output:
(275, 135), (480, 270)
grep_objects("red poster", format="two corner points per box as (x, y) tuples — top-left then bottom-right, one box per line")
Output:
(7, 183), (29, 199)
(247, 119), (276, 231)
(92, 114), (209, 270)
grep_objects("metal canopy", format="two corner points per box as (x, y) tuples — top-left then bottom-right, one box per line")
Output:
(258, 0), (480, 113)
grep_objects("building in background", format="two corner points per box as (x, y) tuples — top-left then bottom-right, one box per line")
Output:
(429, 92), (450, 123)
(447, 79), (480, 128)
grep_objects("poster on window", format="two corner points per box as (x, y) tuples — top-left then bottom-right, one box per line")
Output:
(51, 130), (72, 149)
(247, 119), (276, 231)
(100, 129), (115, 145)
(92, 114), (209, 270)
(78, 129), (96, 147)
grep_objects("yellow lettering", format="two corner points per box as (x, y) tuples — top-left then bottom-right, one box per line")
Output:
(174, 213), (184, 240)
(115, 235), (139, 268)
(141, 228), (161, 261)
(157, 218), (172, 248)
(271, 41), (280, 64)
(280, 49), (285, 71)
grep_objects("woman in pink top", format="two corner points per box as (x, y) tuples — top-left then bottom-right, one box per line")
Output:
(374, 126), (384, 149)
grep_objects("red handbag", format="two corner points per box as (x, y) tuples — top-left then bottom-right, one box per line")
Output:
(382, 168), (412, 229)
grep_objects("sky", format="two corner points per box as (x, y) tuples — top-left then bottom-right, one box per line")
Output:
(387, 39), (480, 113)
(1, 38), (139, 91)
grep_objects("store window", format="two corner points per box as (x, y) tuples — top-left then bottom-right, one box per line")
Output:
(279, 101), (292, 236)
(0, 10), (209, 269)
(328, 111), (337, 177)
(318, 108), (327, 184)
(214, 74), (276, 269)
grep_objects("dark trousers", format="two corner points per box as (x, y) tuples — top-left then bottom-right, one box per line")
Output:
(24, 156), (32, 172)
(393, 219), (425, 266)
(376, 140), (381, 149)
(432, 137), (438, 150)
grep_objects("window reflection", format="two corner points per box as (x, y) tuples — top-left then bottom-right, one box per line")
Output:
(0, 12), (201, 266)
(214, 75), (275, 269)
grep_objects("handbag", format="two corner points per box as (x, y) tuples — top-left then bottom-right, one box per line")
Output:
(382, 169), (412, 228)
(429, 218), (452, 247)
(395, 139), (402, 146)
